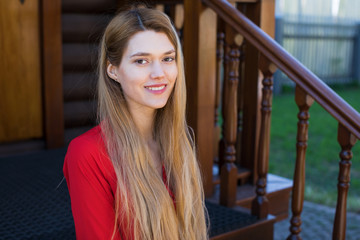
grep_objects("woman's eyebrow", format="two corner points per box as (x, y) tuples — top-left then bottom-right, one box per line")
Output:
(164, 49), (176, 55)
(130, 52), (150, 58)
(129, 49), (176, 58)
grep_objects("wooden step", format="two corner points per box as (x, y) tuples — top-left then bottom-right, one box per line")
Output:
(213, 167), (252, 185)
(210, 216), (275, 240)
(207, 201), (276, 240)
(208, 173), (292, 222)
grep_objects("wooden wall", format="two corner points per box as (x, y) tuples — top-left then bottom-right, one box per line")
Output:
(0, 0), (43, 143)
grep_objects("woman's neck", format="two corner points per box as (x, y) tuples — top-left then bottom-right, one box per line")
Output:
(129, 106), (155, 143)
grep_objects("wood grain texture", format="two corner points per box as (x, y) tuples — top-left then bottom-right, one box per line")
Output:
(41, 0), (64, 148)
(260, 0), (275, 38)
(0, 0), (43, 143)
(236, 2), (262, 184)
(183, 0), (216, 197)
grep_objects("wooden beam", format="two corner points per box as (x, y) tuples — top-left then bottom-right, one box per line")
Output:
(183, 0), (216, 197)
(40, 0), (64, 148)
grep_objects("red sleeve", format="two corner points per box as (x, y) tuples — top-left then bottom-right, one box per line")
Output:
(63, 136), (122, 240)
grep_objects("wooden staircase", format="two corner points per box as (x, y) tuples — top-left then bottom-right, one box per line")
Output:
(210, 173), (292, 221)
(200, 0), (360, 240)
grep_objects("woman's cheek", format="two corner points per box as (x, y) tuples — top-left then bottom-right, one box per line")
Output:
(169, 65), (178, 82)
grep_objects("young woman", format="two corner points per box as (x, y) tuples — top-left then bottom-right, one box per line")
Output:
(63, 7), (208, 240)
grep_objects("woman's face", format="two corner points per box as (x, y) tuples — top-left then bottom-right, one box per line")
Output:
(107, 30), (178, 113)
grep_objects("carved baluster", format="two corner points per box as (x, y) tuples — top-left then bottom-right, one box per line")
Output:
(287, 86), (314, 240)
(214, 31), (225, 166)
(218, 21), (228, 173)
(332, 123), (357, 240)
(251, 56), (277, 218)
(220, 26), (241, 207)
(218, 18), (226, 173)
(236, 37), (244, 169)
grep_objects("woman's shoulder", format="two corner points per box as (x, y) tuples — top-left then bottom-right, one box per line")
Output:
(63, 125), (118, 210)
(65, 125), (109, 169)
(68, 125), (103, 150)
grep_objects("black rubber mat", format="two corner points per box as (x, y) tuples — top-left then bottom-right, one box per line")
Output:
(0, 149), (258, 239)
(205, 201), (258, 237)
(0, 149), (75, 240)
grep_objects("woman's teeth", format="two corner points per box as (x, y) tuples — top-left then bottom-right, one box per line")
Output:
(146, 85), (165, 91)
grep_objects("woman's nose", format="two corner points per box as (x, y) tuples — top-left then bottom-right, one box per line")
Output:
(150, 61), (165, 79)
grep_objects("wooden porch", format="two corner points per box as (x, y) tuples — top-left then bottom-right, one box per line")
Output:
(1, 0), (359, 239)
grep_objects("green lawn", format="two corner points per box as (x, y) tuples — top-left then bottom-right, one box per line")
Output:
(269, 85), (360, 212)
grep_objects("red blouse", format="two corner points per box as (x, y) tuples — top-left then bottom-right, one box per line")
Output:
(63, 126), (174, 240)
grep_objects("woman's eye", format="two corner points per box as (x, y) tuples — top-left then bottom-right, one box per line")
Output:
(135, 59), (148, 65)
(163, 57), (175, 62)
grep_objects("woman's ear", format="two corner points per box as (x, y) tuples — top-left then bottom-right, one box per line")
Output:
(107, 62), (118, 81)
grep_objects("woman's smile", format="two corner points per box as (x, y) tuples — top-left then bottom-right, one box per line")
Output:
(144, 84), (167, 94)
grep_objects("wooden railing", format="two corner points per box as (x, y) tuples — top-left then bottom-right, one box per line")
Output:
(200, 0), (360, 239)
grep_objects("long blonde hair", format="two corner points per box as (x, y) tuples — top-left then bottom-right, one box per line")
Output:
(97, 7), (208, 240)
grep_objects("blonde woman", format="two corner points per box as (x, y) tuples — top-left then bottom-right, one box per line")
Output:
(63, 7), (208, 240)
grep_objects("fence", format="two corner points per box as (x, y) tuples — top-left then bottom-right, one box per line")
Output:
(274, 16), (360, 94)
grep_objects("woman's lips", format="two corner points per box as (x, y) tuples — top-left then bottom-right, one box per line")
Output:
(144, 84), (167, 94)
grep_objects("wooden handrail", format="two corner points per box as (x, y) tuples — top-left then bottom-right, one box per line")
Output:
(202, 0), (360, 139)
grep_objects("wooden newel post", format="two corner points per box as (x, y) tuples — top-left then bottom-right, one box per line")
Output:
(287, 85), (314, 240)
(219, 25), (243, 207)
(183, 0), (217, 197)
(332, 123), (357, 240)
(251, 56), (276, 218)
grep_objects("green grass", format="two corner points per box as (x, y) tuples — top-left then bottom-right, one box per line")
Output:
(269, 85), (360, 212)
